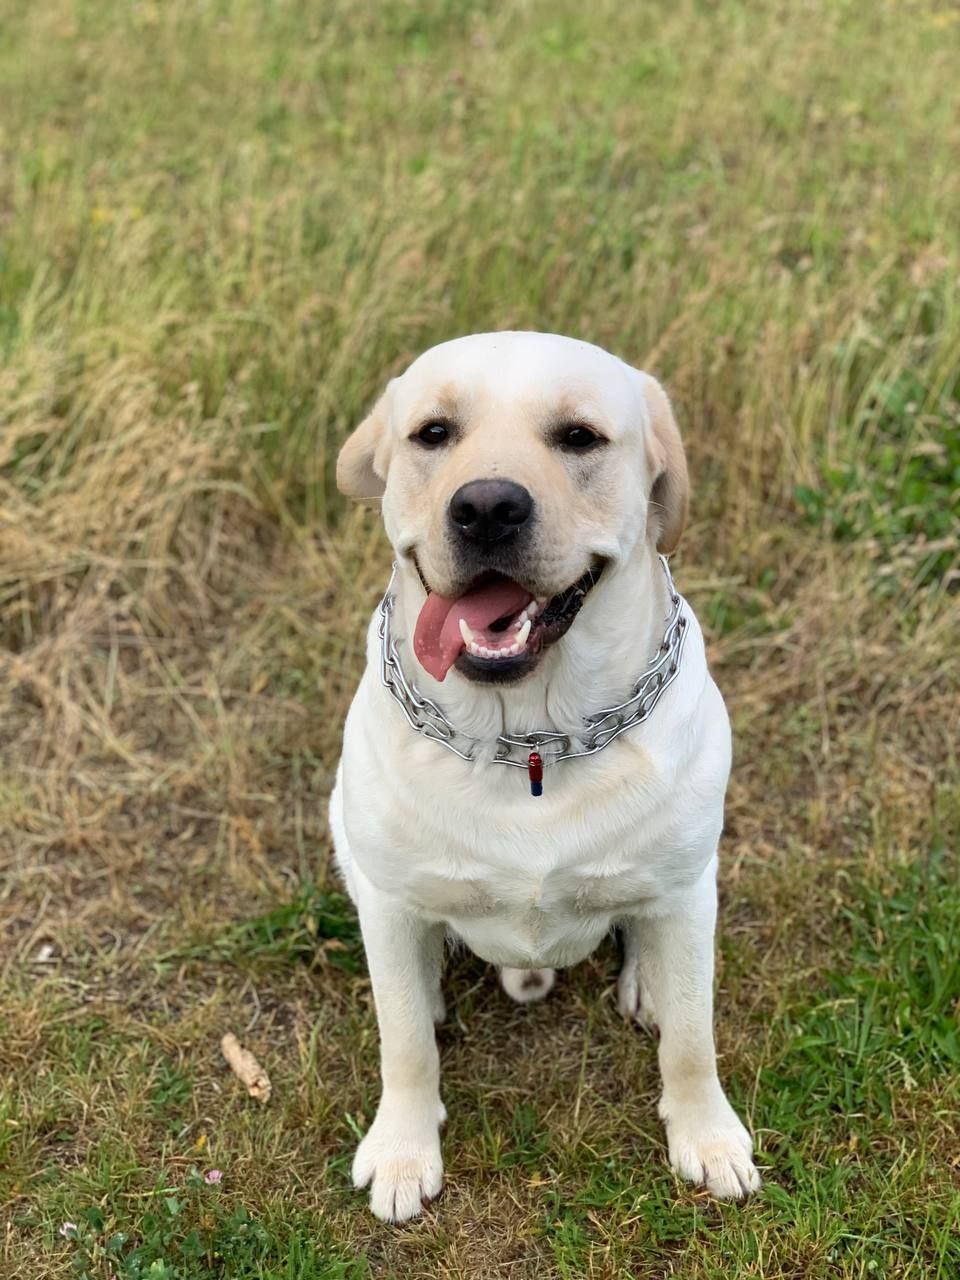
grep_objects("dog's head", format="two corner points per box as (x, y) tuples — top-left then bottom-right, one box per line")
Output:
(338, 332), (687, 684)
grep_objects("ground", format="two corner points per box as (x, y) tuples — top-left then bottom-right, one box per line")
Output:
(1, 1), (959, 1277)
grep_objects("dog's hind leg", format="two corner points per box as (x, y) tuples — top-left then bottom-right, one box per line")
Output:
(500, 967), (556, 1003)
(428, 927), (447, 1024)
(616, 920), (658, 1033)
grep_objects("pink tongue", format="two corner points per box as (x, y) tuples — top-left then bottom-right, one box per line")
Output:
(413, 578), (532, 681)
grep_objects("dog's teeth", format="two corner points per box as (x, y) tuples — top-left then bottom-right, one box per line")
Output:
(458, 618), (475, 646)
(465, 636), (529, 660)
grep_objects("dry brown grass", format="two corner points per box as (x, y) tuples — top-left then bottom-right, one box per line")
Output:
(2, 0), (959, 1276)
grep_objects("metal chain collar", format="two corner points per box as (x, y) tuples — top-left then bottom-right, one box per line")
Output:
(377, 556), (689, 770)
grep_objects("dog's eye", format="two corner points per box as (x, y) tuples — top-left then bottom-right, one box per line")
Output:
(414, 420), (452, 447)
(557, 423), (602, 451)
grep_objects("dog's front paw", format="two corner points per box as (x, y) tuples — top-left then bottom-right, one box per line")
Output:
(352, 1105), (445, 1223)
(660, 1093), (760, 1201)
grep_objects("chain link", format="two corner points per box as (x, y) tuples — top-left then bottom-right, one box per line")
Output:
(377, 557), (689, 769)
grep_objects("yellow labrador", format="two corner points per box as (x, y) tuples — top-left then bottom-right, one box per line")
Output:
(329, 332), (759, 1222)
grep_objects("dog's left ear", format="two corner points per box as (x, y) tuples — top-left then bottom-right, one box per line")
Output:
(642, 374), (689, 554)
(336, 381), (396, 501)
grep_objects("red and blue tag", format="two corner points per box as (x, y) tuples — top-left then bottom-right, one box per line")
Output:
(528, 750), (543, 797)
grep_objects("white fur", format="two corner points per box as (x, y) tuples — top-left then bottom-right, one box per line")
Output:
(330, 333), (760, 1222)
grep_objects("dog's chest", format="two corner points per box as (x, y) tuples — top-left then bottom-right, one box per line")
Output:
(409, 854), (655, 917)
(402, 840), (663, 968)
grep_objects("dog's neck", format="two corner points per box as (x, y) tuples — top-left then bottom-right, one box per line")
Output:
(390, 544), (672, 742)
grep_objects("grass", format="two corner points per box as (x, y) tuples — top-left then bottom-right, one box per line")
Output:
(1, 0), (958, 1275)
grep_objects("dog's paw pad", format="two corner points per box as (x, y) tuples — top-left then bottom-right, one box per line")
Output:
(500, 966), (556, 1004)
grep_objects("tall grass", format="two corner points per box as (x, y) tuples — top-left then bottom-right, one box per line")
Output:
(1, 2), (958, 1277)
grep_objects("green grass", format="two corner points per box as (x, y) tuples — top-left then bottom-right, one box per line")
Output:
(3, 853), (957, 1277)
(795, 366), (960, 591)
(53, 1192), (368, 1280)
(1, 0), (959, 1276)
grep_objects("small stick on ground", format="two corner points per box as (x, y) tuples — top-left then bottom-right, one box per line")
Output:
(220, 1032), (272, 1102)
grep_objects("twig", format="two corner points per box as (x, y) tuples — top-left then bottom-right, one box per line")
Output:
(220, 1033), (272, 1102)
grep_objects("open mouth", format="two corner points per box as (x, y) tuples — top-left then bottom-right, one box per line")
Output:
(411, 559), (605, 683)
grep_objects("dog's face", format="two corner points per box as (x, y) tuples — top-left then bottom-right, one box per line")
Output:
(338, 332), (688, 684)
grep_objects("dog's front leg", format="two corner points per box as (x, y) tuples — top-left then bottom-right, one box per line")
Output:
(629, 861), (761, 1200)
(351, 875), (446, 1223)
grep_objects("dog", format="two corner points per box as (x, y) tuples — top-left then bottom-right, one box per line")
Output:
(329, 331), (760, 1223)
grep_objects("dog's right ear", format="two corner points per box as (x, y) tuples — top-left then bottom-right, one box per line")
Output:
(336, 381), (396, 500)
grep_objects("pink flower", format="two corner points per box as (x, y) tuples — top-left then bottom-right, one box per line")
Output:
(59, 1222), (78, 1238)
(203, 1169), (223, 1184)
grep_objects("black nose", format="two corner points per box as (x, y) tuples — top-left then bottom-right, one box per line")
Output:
(448, 479), (534, 547)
